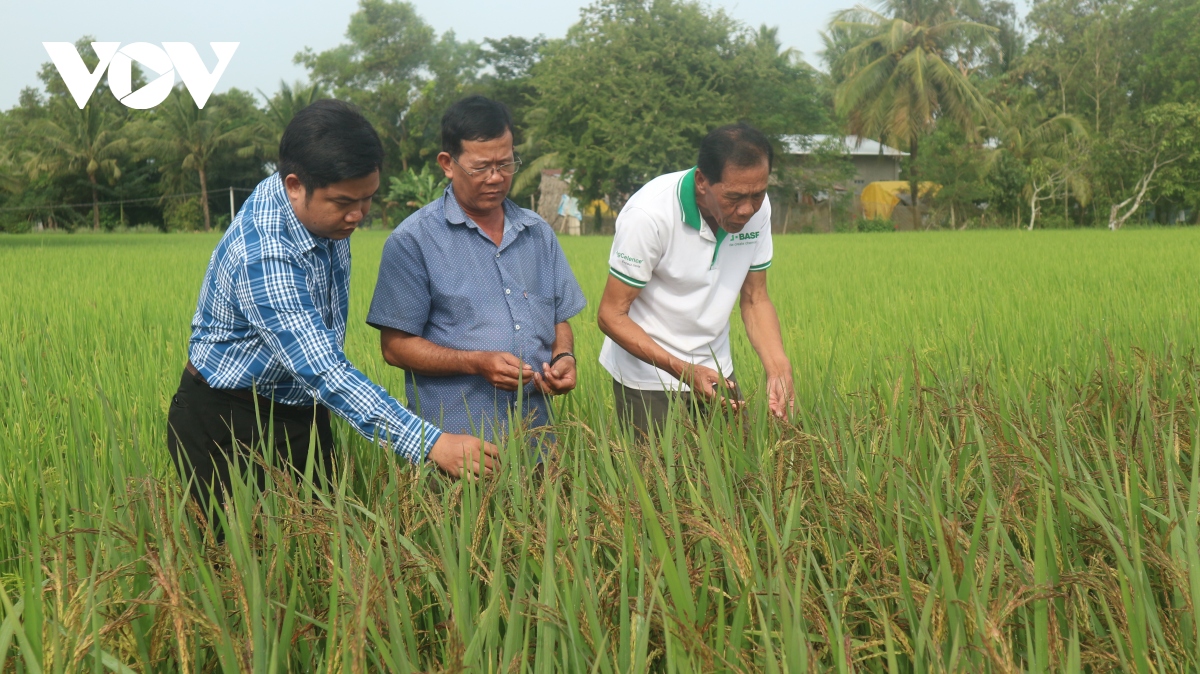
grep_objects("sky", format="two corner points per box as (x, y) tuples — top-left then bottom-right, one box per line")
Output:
(0, 0), (854, 111)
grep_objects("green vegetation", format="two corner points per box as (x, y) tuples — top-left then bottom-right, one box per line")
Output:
(4, 229), (1200, 670)
(529, 3), (825, 203)
(5, 0), (1197, 232)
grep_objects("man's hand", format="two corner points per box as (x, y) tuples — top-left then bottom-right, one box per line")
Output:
(426, 433), (500, 477)
(473, 352), (536, 391)
(535, 355), (577, 395)
(767, 372), (795, 419)
(680, 363), (735, 401)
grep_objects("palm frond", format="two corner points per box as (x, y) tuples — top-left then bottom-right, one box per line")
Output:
(511, 152), (561, 195)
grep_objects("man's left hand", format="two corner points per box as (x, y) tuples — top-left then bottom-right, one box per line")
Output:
(535, 355), (577, 395)
(767, 372), (795, 419)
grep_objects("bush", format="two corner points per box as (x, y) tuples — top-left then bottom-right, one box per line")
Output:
(856, 216), (894, 232)
(0, 213), (32, 234)
(163, 197), (204, 232)
(387, 165), (448, 223)
(835, 216), (895, 233)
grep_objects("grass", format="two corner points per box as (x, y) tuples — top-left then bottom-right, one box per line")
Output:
(2, 228), (1200, 671)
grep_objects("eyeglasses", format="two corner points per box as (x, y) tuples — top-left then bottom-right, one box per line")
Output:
(451, 155), (522, 179)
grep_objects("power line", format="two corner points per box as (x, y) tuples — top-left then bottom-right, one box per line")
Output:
(0, 187), (256, 213)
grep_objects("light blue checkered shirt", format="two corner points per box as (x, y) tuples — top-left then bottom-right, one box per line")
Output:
(188, 173), (441, 464)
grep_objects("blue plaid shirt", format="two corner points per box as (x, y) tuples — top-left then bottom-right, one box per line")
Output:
(188, 173), (441, 463)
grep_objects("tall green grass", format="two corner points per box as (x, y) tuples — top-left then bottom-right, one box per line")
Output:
(3, 229), (1200, 671)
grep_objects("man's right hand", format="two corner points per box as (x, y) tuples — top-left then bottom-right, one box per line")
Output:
(679, 363), (737, 403)
(473, 351), (536, 391)
(426, 433), (500, 477)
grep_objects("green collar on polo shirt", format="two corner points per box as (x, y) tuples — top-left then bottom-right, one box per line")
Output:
(677, 167), (727, 265)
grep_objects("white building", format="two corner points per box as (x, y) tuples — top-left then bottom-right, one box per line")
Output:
(780, 135), (907, 199)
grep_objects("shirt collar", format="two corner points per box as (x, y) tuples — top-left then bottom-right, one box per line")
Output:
(676, 167), (703, 230)
(266, 173), (323, 253)
(677, 167), (724, 247)
(442, 183), (536, 232)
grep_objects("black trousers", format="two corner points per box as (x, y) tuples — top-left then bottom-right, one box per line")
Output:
(612, 375), (742, 436)
(166, 368), (333, 520)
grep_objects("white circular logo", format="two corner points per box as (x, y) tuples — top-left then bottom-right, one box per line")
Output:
(107, 42), (175, 109)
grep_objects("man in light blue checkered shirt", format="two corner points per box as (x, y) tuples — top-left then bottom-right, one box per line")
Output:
(168, 100), (496, 520)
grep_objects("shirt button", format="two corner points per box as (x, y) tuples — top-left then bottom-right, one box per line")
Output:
(515, 324), (521, 330)
(505, 288), (511, 294)
(495, 252), (500, 258)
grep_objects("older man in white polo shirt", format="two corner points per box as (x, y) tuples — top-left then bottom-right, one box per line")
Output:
(597, 123), (794, 433)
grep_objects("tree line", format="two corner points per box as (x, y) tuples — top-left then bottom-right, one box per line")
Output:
(0, 0), (1196, 233)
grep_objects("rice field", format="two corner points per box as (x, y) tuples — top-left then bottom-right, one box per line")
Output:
(3, 228), (1200, 672)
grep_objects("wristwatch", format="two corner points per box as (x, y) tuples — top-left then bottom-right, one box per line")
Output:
(549, 351), (576, 367)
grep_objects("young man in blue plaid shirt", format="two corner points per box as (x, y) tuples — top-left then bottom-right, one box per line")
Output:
(168, 100), (496, 520)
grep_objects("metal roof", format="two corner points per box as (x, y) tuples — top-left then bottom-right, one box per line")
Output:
(780, 134), (908, 157)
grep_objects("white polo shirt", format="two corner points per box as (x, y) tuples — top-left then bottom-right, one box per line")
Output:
(599, 167), (773, 391)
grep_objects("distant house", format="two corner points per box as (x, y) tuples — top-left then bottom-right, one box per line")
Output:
(771, 135), (909, 231)
(535, 170), (576, 234)
(535, 169), (616, 235)
(780, 135), (907, 199)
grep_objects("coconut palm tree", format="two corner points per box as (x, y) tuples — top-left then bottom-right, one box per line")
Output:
(987, 97), (1088, 228)
(137, 89), (246, 231)
(0, 148), (23, 195)
(28, 97), (128, 231)
(253, 80), (328, 163)
(827, 0), (996, 227)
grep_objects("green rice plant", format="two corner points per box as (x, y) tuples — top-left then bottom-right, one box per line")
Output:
(3, 229), (1200, 671)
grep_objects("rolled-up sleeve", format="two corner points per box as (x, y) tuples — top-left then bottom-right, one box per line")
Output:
(233, 253), (441, 464)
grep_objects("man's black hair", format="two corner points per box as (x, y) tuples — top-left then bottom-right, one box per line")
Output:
(440, 95), (514, 157)
(277, 99), (384, 193)
(696, 123), (774, 184)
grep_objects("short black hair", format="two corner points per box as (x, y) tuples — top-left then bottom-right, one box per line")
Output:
(440, 95), (514, 157)
(277, 99), (384, 193)
(696, 123), (774, 184)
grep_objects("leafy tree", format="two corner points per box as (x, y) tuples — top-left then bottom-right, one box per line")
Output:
(737, 26), (831, 138)
(480, 36), (551, 200)
(134, 88), (253, 231)
(394, 33), (483, 169)
(26, 97), (129, 231)
(983, 150), (1029, 226)
(1024, 0), (1129, 132)
(1125, 0), (1200, 107)
(298, 0), (437, 173)
(974, 0), (1026, 77)
(828, 0), (997, 228)
(253, 80), (329, 164)
(7, 37), (153, 231)
(1099, 103), (1200, 228)
(917, 124), (991, 228)
(0, 118), (25, 196)
(986, 96), (1088, 228)
(531, 0), (826, 204)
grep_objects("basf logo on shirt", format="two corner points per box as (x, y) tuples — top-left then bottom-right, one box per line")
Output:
(42, 42), (239, 110)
